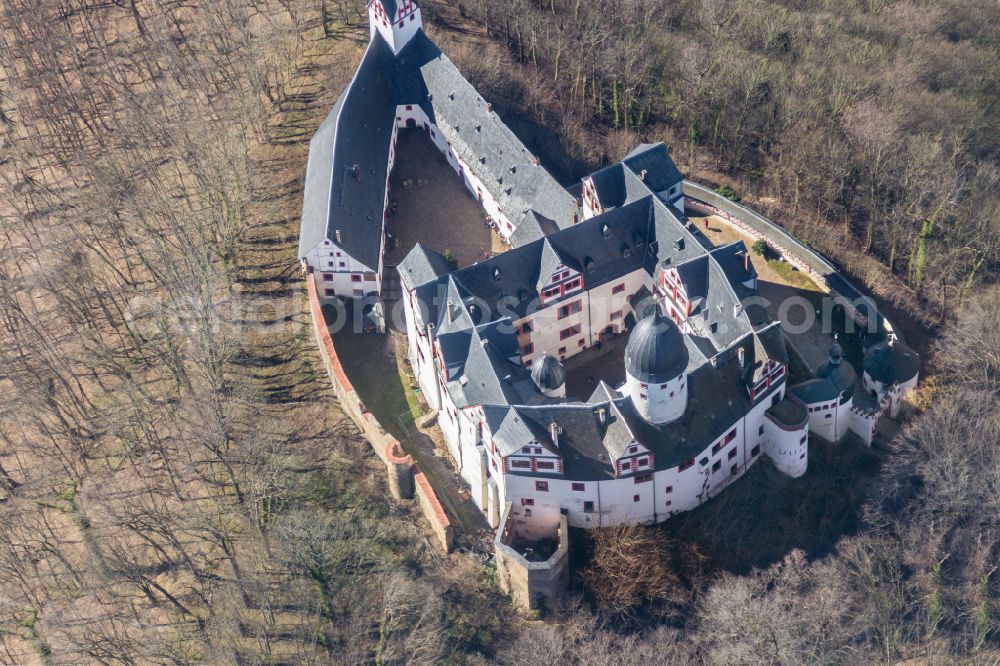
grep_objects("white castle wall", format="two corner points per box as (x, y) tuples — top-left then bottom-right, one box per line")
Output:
(763, 416), (808, 478)
(624, 371), (688, 425)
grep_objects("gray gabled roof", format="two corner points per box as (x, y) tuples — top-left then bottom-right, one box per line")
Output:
(398, 243), (452, 289)
(299, 37), (398, 268)
(623, 142), (684, 196)
(509, 210), (560, 247)
(418, 50), (579, 230)
(710, 241), (758, 297)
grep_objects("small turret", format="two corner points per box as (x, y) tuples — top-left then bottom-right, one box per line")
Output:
(623, 309), (689, 424)
(531, 353), (567, 398)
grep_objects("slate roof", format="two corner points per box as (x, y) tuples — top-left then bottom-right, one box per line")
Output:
(864, 340), (920, 385)
(418, 49), (579, 229)
(766, 397), (808, 428)
(789, 378), (840, 405)
(710, 241), (758, 297)
(300, 29), (577, 267)
(531, 354), (567, 392)
(397, 243), (452, 289)
(623, 143), (684, 197)
(624, 309), (689, 383)
(509, 211), (560, 247)
(310, 23), (809, 481)
(815, 344), (857, 396)
(299, 37), (396, 268)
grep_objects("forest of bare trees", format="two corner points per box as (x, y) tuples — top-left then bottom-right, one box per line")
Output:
(427, 0), (1000, 327)
(0, 0), (996, 664)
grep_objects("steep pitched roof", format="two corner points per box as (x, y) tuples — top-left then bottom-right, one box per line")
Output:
(709, 241), (758, 298)
(398, 243), (452, 289)
(509, 210), (560, 247)
(418, 50), (579, 230)
(298, 38), (397, 268)
(623, 142), (683, 196)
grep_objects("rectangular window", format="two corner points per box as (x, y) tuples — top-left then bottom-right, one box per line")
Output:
(520, 498), (534, 506)
(558, 301), (582, 319)
(731, 464), (739, 475)
(633, 494), (640, 503)
(521, 321), (533, 334)
(759, 425), (765, 436)
(521, 446), (531, 453)
(678, 458), (695, 472)
(323, 273), (333, 282)
(511, 460), (531, 469)
(351, 274), (362, 283)
(728, 448), (737, 460)
(537, 461), (555, 470)
(665, 485), (673, 493)
(612, 283), (625, 294)
(578, 338), (586, 347)
(558, 346), (566, 355)
(725, 429), (737, 443)
(634, 473), (652, 484)
(559, 324), (581, 340)
(637, 457), (649, 466)
(620, 461), (631, 471)
(628, 445), (638, 454)
(339, 262), (346, 268)
(712, 460), (722, 472)
(535, 480), (549, 492)
(572, 482), (586, 492)
(712, 442), (722, 455)
(522, 343), (534, 355)
(583, 501), (595, 513)
(610, 310), (623, 320)
(665, 500), (672, 507)
(324, 289), (335, 296)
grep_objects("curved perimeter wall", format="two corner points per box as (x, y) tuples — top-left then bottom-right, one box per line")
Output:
(305, 275), (453, 551)
(683, 180), (903, 343)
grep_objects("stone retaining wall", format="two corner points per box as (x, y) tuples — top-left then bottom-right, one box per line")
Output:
(306, 275), (452, 551)
(683, 180), (901, 341)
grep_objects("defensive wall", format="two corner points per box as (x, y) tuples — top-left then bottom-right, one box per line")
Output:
(305, 274), (452, 552)
(494, 503), (569, 612)
(683, 181), (903, 344)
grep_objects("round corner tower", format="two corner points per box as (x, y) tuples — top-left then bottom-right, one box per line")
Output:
(623, 310), (689, 424)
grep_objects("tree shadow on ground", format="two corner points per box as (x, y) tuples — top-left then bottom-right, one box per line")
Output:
(659, 436), (884, 575)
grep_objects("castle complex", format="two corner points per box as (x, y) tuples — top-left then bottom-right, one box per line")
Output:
(299, 1), (921, 608)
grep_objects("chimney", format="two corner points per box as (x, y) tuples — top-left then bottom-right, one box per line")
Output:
(486, 102), (493, 112)
(549, 421), (559, 446)
(447, 299), (457, 322)
(353, 163), (361, 181)
(639, 169), (648, 181)
(335, 229), (342, 244)
(744, 252), (750, 271)
(738, 346), (746, 368)
(597, 407), (607, 424)
(533, 157), (541, 166)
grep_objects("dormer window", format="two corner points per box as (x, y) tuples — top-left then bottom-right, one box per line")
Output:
(493, 267), (502, 282)
(622, 245), (631, 259)
(602, 224), (611, 239)
(674, 238), (685, 251)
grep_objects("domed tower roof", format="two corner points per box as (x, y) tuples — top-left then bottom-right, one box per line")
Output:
(624, 310), (689, 383)
(531, 353), (567, 393)
(816, 343), (856, 394)
(864, 339), (920, 385)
